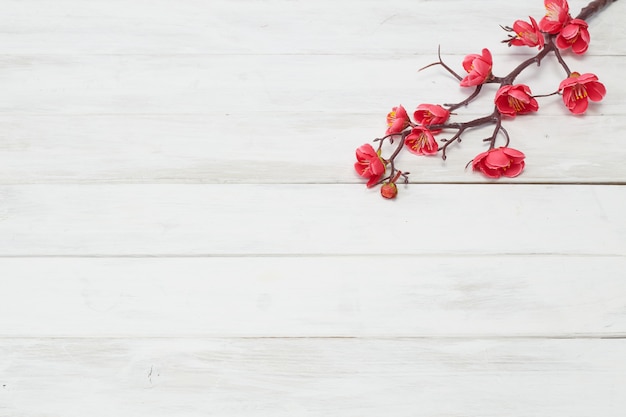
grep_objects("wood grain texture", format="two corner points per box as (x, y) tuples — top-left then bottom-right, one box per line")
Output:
(1, 113), (625, 184)
(0, 184), (624, 256)
(1, 0), (623, 55)
(2, 338), (625, 417)
(0, 54), (622, 115)
(0, 256), (625, 338)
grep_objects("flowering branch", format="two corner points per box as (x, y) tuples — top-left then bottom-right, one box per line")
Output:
(354, 0), (615, 199)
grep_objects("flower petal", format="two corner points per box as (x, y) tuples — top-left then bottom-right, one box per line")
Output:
(462, 54), (480, 72)
(572, 38), (589, 54)
(586, 82), (606, 102)
(354, 161), (369, 177)
(370, 157), (386, 176)
(501, 147), (525, 161)
(484, 150), (511, 169)
(481, 48), (492, 64)
(472, 151), (490, 167)
(477, 164), (502, 179)
(570, 98), (589, 114)
(503, 161), (525, 178)
(577, 73), (598, 83)
(508, 88), (532, 103)
(560, 24), (579, 39)
(356, 144), (376, 160)
(366, 174), (382, 188)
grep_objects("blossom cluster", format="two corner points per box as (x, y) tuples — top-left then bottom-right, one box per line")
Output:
(354, 0), (610, 199)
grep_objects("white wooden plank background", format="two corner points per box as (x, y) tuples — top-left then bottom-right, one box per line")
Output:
(0, 184), (625, 256)
(1, 0), (625, 416)
(1, 256), (626, 338)
(2, 338), (626, 417)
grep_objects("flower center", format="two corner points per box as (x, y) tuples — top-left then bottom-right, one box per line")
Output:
(567, 33), (579, 44)
(546, 5), (559, 21)
(411, 133), (432, 151)
(517, 31), (537, 43)
(508, 96), (526, 112)
(387, 111), (397, 126)
(574, 84), (588, 100)
(416, 134), (426, 149)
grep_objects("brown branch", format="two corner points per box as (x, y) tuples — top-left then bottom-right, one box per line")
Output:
(429, 112), (500, 160)
(419, 45), (463, 81)
(549, 37), (572, 76)
(445, 85), (483, 112)
(376, 130), (411, 185)
(576, 0), (619, 21)
(495, 38), (554, 85)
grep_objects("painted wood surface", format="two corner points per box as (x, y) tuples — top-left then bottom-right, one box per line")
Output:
(1, 113), (625, 184)
(2, 338), (626, 417)
(1, 0), (624, 55)
(1, 0), (625, 415)
(1, 256), (625, 338)
(0, 184), (624, 256)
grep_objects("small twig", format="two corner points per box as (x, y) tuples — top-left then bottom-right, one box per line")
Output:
(445, 85), (483, 112)
(377, 130), (411, 185)
(430, 112), (499, 160)
(374, 132), (404, 152)
(419, 45), (463, 81)
(440, 128), (465, 161)
(549, 37), (573, 76)
(533, 90), (560, 98)
(500, 126), (510, 148)
(487, 113), (503, 150)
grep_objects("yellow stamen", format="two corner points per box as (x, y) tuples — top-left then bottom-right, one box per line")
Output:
(574, 85), (588, 100)
(387, 111), (396, 127)
(508, 96), (525, 112)
(411, 133), (435, 152)
(546, 5), (559, 20)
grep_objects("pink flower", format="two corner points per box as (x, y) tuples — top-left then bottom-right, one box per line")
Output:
(558, 72), (606, 114)
(354, 144), (386, 187)
(539, 0), (571, 34)
(556, 19), (590, 54)
(506, 16), (545, 49)
(386, 105), (410, 135)
(472, 147), (526, 179)
(404, 127), (438, 156)
(413, 104), (450, 129)
(460, 49), (493, 87)
(380, 182), (398, 199)
(494, 84), (539, 117)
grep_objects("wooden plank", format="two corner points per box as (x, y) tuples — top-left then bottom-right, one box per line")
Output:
(1, 0), (623, 55)
(0, 54), (621, 114)
(0, 256), (625, 338)
(1, 337), (625, 416)
(0, 184), (624, 256)
(0, 113), (625, 184)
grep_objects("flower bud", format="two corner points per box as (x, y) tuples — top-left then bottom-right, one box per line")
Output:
(380, 182), (398, 199)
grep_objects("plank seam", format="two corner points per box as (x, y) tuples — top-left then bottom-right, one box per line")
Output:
(0, 253), (624, 259)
